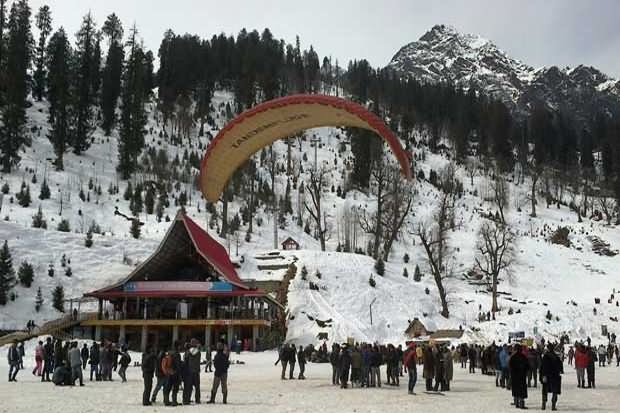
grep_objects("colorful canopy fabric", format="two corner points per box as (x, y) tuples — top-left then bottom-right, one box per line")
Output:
(199, 94), (412, 202)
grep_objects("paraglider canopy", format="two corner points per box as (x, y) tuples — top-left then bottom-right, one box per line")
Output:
(199, 94), (412, 202)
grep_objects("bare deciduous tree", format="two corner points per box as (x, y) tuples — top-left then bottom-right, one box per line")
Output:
(528, 162), (542, 218)
(491, 173), (509, 224)
(381, 166), (413, 261)
(304, 166), (329, 251)
(474, 220), (516, 320)
(358, 159), (389, 259)
(416, 165), (457, 318)
(597, 196), (616, 225)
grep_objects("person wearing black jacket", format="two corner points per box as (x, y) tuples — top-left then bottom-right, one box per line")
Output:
(141, 346), (157, 406)
(288, 344), (297, 379)
(540, 343), (563, 411)
(183, 339), (202, 405)
(330, 344), (341, 385)
(89, 342), (100, 381)
(117, 346), (131, 382)
(297, 346), (307, 379)
(275, 344), (289, 380)
(339, 345), (352, 389)
(163, 342), (182, 406)
(586, 346), (596, 388)
(42, 337), (54, 382)
(207, 343), (230, 404)
(370, 346), (382, 388)
(509, 344), (529, 409)
(80, 343), (89, 370)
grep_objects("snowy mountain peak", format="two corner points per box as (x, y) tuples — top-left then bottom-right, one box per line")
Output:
(388, 25), (620, 120)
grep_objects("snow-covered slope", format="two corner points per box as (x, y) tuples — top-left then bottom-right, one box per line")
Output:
(1, 89), (619, 346)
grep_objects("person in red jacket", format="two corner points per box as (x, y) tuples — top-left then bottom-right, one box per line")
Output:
(403, 343), (417, 394)
(573, 343), (588, 388)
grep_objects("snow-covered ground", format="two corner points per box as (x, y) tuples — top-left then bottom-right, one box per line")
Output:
(1, 89), (620, 347)
(1, 348), (619, 413)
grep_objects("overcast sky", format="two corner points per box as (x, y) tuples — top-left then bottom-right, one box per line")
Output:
(29, 0), (620, 78)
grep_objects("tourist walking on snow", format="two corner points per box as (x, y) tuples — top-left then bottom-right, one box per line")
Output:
(7, 341), (20, 382)
(403, 343), (417, 394)
(42, 337), (53, 382)
(207, 342), (230, 404)
(183, 338), (202, 404)
(68, 341), (84, 386)
(150, 349), (166, 404)
(540, 343), (562, 411)
(141, 345), (157, 406)
(330, 344), (341, 385)
(298, 345), (307, 380)
(80, 343), (89, 370)
(118, 345), (131, 382)
(33, 340), (43, 376)
(509, 344), (529, 409)
(288, 343), (297, 379)
(89, 342), (100, 381)
(574, 344), (588, 388)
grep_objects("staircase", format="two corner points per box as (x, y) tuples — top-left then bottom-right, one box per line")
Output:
(0, 312), (98, 347)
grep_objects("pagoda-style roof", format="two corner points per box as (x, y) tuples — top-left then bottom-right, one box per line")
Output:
(86, 210), (251, 299)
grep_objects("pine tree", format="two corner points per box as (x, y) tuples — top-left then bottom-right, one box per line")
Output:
(46, 28), (72, 170)
(0, 240), (15, 305)
(117, 25), (147, 179)
(85, 229), (93, 247)
(0, 0), (32, 173)
(131, 185), (143, 215)
(39, 177), (51, 199)
(100, 13), (124, 135)
(35, 287), (44, 312)
(402, 267), (409, 278)
(374, 257), (385, 276)
(130, 219), (141, 239)
(144, 186), (155, 214)
(403, 253), (410, 263)
(57, 219), (70, 232)
(47, 263), (54, 277)
(71, 12), (98, 155)
(32, 205), (47, 228)
(32, 5), (52, 101)
(64, 266), (72, 277)
(414, 264), (422, 282)
(16, 181), (31, 207)
(300, 266), (308, 280)
(368, 275), (376, 288)
(52, 284), (64, 312)
(60, 254), (66, 267)
(18, 261), (33, 287)
(1, 182), (9, 194)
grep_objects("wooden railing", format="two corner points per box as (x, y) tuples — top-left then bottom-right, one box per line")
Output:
(0, 312), (98, 346)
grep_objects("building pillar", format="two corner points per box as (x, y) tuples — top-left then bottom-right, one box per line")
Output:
(119, 325), (126, 345)
(252, 325), (259, 351)
(227, 324), (234, 349)
(141, 325), (148, 352)
(206, 298), (212, 319)
(205, 325), (212, 349)
(97, 299), (103, 320)
(95, 325), (102, 341)
(172, 325), (179, 343)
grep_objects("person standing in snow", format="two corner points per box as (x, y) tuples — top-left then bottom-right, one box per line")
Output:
(509, 344), (529, 409)
(288, 343), (297, 379)
(275, 343), (289, 380)
(150, 349), (166, 404)
(370, 345), (382, 387)
(117, 345), (131, 382)
(442, 346), (454, 391)
(597, 345), (606, 367)
(141, 345), (157, 406)
(183, 338), (202, 404)
(361, 344), (371, 387)
(403, 343), (417, 394)
(586, 346), (596, 388)
(89, 342), (100, 381)
(17, 342), (25, 369)
(432, 345), (445, 391)
(7, 341), (20, 382)
(329, 344), (341, 385)
(423, 345), (435, 391)
(68, 341), (84, 386)
(349, 345), (361, 386)
(207, 342), (230, 404)
(162, 342), (182, 406)
(42, 337), (53, 382)
(574, 343), (588, 388)
(204, 344), (213, 372)
(339, 344), (352, 389)
(80, 343), (89, 370)
(527, 346), (541, 388)
(540, 343), (562, 411)
(468, 344), (477, 373)
(567, 347), (574, 366)
(33, 340), (43, 376)
(297, 345), (307, 380)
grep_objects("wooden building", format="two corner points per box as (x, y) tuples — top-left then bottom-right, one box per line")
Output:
(281, 237), (300, 250)
(82, 211), (281, 351)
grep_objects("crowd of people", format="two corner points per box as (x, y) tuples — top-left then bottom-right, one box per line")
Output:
(6, 333), (620, 410)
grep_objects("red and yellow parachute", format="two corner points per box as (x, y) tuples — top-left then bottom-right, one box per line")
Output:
(199, 94), (411, 202)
